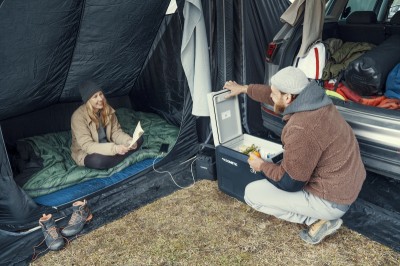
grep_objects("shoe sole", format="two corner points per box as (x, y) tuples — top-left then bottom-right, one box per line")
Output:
(315, 219), (343, 244)
(49, 241), (65, 251)
(301, 219), (343, 245)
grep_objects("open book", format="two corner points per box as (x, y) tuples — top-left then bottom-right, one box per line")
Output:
(128, 121), (144, 148)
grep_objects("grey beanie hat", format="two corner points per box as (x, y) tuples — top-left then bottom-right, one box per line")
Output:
(270, 66), (310, 95)
(79, 80), (103, 103)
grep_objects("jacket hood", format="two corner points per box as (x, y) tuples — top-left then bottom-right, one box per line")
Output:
(282, 81), (332, 117)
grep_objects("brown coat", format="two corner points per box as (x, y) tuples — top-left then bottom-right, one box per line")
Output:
(247, 83), (366, 205)
(70, 105), (132, 166)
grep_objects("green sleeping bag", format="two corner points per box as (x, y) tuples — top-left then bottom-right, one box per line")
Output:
(22, 109), (179, 197)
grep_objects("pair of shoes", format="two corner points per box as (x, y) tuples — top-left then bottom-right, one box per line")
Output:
(299, 219), (343, 245)
(39, 200), (92, 251)
(39, 214), (64, 251)
(61, 199), (93, 237)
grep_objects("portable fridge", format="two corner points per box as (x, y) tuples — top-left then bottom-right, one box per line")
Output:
(207, 89), (284, 202)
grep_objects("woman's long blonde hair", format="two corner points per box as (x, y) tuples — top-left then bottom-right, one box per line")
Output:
(86, 97), (112, 129)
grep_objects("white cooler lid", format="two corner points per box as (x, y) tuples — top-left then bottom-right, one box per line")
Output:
(207, 89), (242, 146)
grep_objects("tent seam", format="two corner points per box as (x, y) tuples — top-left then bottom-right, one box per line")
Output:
(58, 0), (87, 102)
(130, 2), (173, 92)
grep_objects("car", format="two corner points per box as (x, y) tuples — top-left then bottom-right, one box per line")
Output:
(263, 0), (400, 180)
(388, 4), (400, 19)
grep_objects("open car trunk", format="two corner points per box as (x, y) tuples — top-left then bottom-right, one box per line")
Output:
(262, 12), (400, 181)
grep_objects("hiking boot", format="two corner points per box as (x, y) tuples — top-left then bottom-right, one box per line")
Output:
(299, 219), (343, 245)
(61, 199), (93, 237)
(39, 214), (64, 251)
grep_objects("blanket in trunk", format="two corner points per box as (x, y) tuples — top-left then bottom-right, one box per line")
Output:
(21, 109), (179, 197)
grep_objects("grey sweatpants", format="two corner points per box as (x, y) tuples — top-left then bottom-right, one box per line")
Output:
(244, 179), (349, 226)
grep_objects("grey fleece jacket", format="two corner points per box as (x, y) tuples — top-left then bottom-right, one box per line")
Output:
(247, 81), (366, 205)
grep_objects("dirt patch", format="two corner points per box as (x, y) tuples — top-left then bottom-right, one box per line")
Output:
(32, 180), (400, 265)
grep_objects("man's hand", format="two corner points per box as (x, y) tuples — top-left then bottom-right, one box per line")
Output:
(248, 152), (264, 172)
(223, 81), (248, 98)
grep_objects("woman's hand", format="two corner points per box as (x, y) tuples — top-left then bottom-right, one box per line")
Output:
(223, 81), (248, 98)
(115, 144), (130, 155)
(247, 152), (264, 172)
(128, 141), (138, 150)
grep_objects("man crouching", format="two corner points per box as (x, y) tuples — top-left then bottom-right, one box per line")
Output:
(224, 67), (366, 244)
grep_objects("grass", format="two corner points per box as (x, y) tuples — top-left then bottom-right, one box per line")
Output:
(32, 180), (400, 266)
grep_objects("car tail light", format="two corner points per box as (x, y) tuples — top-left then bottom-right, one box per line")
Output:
(266, 42), (277, 62)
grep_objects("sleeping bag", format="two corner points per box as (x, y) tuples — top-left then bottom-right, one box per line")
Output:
(19, 109), (179, 197)
(344, 34), (400, 96)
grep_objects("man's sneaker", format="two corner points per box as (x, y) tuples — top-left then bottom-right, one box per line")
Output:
(39, 214), (65, 251)
(61, 199), (93, 237)
(299, 219), (343, 245)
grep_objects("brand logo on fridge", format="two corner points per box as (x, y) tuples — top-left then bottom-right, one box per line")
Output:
(222, 157), (238, 166)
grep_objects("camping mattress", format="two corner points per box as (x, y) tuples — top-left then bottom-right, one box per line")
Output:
(19, 108), (179, 198)
(33, 158), (159, 206)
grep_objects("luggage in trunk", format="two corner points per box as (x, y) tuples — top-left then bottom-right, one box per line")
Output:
(344, 34), (400, 96)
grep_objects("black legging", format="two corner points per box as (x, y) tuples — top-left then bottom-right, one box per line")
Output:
(84, 136), (144, 170)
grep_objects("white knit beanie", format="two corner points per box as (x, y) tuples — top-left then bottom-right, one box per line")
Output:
(270, 66), (310, 95)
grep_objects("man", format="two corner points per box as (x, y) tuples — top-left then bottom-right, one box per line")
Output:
(223, 66), (366, 244)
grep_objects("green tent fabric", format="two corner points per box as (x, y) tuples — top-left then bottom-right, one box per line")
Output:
(22, 109), (179, 197)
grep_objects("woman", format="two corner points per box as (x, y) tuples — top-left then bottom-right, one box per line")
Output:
(71, 80), (143, 169)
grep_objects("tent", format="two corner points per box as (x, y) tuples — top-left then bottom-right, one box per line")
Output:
(1, 0), (398, 264)
(0, 0), (289, 264)
(0, 0), (197, 263)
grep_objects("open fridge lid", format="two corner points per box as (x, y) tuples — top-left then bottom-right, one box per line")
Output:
(207, 89), (243, 147)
